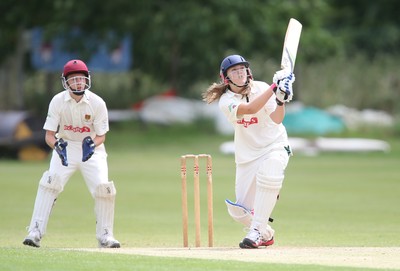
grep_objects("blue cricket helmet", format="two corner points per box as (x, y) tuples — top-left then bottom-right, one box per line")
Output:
(220, 55), (249, 77)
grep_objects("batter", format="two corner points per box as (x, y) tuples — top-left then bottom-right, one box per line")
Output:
(202, 55), (294, 248)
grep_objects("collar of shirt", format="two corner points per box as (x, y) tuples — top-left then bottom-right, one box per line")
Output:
(225, 87), (258, 98)
(63, 90), (90, 104)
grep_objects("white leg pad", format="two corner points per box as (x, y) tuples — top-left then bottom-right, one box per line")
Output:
(28, 171), (63, 236)
(225, 199), (252, 227)
(252, 159), (284, 238)
(94, 181), (117, 239)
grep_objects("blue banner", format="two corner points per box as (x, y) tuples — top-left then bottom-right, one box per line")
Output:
(31, 27), (132, 72)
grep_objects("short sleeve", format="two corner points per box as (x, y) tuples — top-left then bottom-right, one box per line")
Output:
(218, 93), (241, 124)
(93, 100), (109, 136)
(43, 97), (61, 132)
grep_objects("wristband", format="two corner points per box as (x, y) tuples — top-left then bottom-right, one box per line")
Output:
(276, 99), (284, 106)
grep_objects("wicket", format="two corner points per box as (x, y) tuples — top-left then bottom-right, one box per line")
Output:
(180, 154), (213, 247)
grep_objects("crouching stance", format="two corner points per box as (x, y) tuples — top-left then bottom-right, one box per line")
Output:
(203, 55), (294, 248)
(23, 59), (120, 248)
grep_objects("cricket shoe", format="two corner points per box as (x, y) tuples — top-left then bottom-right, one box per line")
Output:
(23, 229), (41, 248)
(98, 236), (121, 248)
(239, 228), (274, 249)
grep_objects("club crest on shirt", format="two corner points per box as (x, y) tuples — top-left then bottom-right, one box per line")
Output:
(84, 114), (91, 121)
(228, 103), (237, 112)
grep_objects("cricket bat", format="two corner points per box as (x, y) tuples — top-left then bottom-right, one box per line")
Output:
(281, 18), (302, 72)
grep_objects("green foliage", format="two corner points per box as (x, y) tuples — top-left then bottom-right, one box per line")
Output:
(328, 0), (400, 57)
(1, 0), (400, 115)
(19, 51), (400, 117)
(296, 54), (400, 113)
(0, 1), (333, 94)
(23, 69), (171, 115)
(129, 0), (336, 90)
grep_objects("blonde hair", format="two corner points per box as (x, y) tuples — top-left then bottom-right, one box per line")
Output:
(202, 80), (252, 104)
(202, 82), (228, 104)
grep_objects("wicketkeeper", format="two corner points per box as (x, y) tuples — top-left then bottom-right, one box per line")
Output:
(202, 55), (294, 248)
(23, 59), (120, 248)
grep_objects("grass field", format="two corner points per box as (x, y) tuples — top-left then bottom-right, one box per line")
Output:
(1, 121), (399, 270)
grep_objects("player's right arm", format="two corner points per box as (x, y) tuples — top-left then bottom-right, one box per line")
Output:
(236, 67), (294, 115)
(45, 130), (57, 149)
(236, 84), (276, 115)
(43, 94), (62, 147)
(47, 129), (69, 166)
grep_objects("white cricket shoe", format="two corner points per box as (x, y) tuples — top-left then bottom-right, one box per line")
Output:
(239, 228), (274, 249)
(23, 229), (41, 248)
(98, 235), (121, 248)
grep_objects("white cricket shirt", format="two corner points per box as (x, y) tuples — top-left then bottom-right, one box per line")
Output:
(219, 81), (288, 164)
(44, 90), (109, 142)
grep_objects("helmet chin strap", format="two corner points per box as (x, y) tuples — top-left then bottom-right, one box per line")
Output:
(70, 89), (85, 96)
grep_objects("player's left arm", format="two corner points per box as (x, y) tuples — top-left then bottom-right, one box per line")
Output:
(93, 134), (106, 147)
(270, 104), (285, 124)
(83, 102), (107, 161)
(82, 134), (105, 162)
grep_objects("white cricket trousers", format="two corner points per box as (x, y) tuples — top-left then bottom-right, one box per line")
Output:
(234, 143), (290, 211)
(26, 140), (112, 236)
(49, 140), (109, 195)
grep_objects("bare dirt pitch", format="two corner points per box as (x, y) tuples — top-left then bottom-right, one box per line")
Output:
(76, 246), (400, 269)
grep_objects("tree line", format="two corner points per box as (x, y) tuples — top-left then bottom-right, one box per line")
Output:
(1, 0), (399, 110)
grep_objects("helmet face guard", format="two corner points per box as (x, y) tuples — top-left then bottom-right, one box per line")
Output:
(62, 75), (91, 95)
(219, 55), (253, 86)
(61, 59), (91, 95)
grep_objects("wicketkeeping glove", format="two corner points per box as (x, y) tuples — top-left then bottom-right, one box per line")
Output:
(82, 136), (95, 162)
(54, 139), (68, 166)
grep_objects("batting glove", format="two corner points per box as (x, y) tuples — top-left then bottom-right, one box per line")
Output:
(272, 69), (292, 85)
(54, 138), (68, 166)
(273, 74), (295, 105)
(82, 136), (95, 162)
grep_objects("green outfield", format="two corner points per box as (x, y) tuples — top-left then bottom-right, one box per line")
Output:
(1, 121), (399, 270)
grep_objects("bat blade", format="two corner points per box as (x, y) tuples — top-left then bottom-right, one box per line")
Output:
(281, 18), (302, 72)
